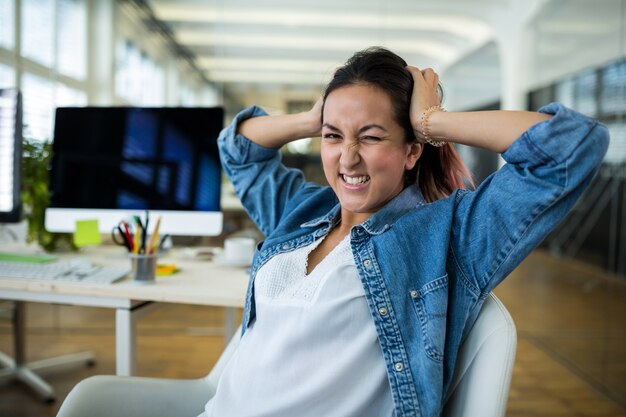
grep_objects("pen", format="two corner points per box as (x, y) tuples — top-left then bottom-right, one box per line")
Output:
(142, 210), (149, 254)
(121, 222), (134, 252)
(116, 225), (132, 252)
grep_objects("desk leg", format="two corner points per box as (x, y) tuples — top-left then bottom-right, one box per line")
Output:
(115, 302), (160, 376)
(4, 301), (55, 401)
(115, 308), (134, 376)
(0, 301), (94, 402)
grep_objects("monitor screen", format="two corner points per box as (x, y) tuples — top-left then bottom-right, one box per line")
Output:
(0, 88), (22, 224)
(45, 106), (224, 236)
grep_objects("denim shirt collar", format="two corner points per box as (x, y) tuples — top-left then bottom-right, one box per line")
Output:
(300, 204), (341, 229)
(300, 184), (427, 235)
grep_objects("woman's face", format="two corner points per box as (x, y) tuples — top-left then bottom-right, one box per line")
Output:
(321, 84), (422, 224)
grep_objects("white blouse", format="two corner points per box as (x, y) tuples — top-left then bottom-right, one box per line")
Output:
(201, 235), (394, 417)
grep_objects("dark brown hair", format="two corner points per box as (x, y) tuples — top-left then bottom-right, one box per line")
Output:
(322, 47), (473, 202)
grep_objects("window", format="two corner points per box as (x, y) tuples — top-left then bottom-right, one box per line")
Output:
(0, 0), (15, 50)
(142, 59), (165, 105)
(528, 58), (626, 166)
(22, 73), (54, 141)
(57, 0), (87, 80)
(115, 39), (165, 105)
(0, 64), (15, 89)
(180, 83), (199, 106)
(575, 70), (597, 117)
(604, 122), (626, 165)
(555, 78), (575, 109)
(17, 0), (88, 141)
(21, 0), (55, 67)
(56, 82), (87, 107)
(602, 61), (626, 115)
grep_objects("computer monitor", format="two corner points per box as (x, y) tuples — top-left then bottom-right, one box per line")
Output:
(45, 106), (224, 236)
(0, 88), (22, 224)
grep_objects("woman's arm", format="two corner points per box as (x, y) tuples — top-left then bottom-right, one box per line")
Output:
(424, 110), (552, 153)
(219, 105), (327, 237)
(406, 66), (551, 153)
(407, 66), (609, 294)
(237, 98), (322, 148)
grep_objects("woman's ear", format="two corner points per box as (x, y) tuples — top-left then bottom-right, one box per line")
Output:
(405, 142), (423, 170)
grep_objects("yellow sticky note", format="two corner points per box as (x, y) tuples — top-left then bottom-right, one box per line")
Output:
(73, 219), (102, 247)
(156, 264), (179, 276)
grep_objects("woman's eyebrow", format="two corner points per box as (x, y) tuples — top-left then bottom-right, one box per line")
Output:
(359, 124), (388, 133)
(322, 123), (340, 132)
(322, 123), (388, 133)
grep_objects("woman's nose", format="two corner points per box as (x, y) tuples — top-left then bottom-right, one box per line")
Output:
(339, 141), (361, 168)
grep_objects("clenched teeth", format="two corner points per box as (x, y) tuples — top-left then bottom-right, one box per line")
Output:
(343, 175), (370, 185)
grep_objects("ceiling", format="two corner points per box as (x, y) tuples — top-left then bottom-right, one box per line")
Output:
(141, 0), (624, 107)
(145, 0), (502, 91)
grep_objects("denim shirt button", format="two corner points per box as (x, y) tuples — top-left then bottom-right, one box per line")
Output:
(378, 307), (388, 316)
(394, 362), (404, 372)
(282, 243), (290, 250)
(363, 259), (372, 268)
(410, 290), (418, 298)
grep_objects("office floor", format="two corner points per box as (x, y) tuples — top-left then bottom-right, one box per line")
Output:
(0, 249), (625, 417)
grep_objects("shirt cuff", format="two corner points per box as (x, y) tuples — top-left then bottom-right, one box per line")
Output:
(218, 105), (281, 164)
(502, 102), (600, 166)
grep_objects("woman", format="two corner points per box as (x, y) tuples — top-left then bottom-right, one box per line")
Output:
(202, 47), (609, 417)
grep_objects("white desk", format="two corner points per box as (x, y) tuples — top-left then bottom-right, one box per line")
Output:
(0, 246), (249, 397)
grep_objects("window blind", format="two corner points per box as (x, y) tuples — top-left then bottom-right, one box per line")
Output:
(22, 72), (54, 142)
(21, 0), (55, 67)
(57, 0), (87, 80)
(0, 0), (15, 50)
(0, 64), (15, 89)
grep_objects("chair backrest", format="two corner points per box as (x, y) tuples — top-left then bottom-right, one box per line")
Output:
(205, 326), (242, 392)
(442, 293), (517, 417)
(205, 293), (516, 417)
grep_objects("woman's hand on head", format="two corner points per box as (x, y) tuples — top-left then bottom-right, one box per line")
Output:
(307, 97), (323, 138)
(406, 66), (442, 142)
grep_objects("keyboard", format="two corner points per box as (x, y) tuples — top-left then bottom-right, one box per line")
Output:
(0, 261), (130, 284)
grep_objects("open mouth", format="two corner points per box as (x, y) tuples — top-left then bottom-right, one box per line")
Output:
(341, 174), (370, 186)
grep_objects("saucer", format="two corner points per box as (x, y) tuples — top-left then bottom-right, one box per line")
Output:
(213, 254), (251, 268)
(180, 247), (222, 261)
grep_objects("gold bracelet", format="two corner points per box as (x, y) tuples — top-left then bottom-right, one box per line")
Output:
(419, 105), (446, 147)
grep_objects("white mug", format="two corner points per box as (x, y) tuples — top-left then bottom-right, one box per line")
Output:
(223, 237), (256, 266)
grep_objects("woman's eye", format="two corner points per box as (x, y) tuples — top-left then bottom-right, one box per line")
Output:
(362, 136), (381, 142)
(323, 133), (342, 140)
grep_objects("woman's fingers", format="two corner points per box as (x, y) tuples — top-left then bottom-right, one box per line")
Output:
(406, 65), (423, 82)
(407, 65), (442, 141)
(420, 68), (440, 90)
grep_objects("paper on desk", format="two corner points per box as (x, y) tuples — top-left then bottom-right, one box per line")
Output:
(0, 252), (57, 263)
(73, 219), (102, 247)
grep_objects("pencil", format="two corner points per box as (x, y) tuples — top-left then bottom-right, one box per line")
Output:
(148, 216), (162, 254)
(134, 218), (141, 254)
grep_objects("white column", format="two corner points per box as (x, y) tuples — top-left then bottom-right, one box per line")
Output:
(496, 28), (530, 111)
(87, 0), (115, 105)
(490, 0), (547, 111)
(490, 0), (545, 166)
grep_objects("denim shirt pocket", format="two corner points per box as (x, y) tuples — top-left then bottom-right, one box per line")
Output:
(410, 274), (449, 363)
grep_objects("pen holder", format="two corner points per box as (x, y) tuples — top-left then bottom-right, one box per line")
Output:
(129, 253), (158, 284)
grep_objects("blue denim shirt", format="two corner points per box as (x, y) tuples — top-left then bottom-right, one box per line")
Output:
(218, 103), (609, 417)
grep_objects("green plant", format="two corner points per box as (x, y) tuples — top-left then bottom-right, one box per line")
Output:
(20, 138), (75, 252)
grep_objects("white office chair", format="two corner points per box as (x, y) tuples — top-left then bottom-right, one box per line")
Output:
(57, 293), (516, 417)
